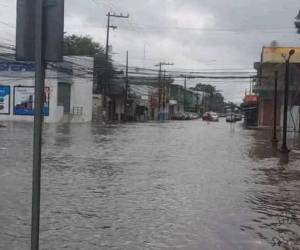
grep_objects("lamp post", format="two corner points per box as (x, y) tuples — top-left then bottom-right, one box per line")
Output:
(272, 71), (278, 144)
(280, 49), (295, 163)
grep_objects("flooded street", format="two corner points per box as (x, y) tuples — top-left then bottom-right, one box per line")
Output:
(0, 119), (300, 250)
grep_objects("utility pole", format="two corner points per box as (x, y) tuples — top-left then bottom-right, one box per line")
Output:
(104, 12), (129, 120)
(155, 62), (174, 121)
(184, 75), (187, 112)
(272, 71), (278, 144)
(158, 63), (162, 121)
(105, 12), (111, 62)
(124, 51), (129, 122)
(280, 49), (295, 163)
(163, 70), (167, 120)
(105, 11), (130, 60)
(105, 12), (125, 61)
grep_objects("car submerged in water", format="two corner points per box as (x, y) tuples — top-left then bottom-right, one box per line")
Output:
(202, 112), (219, 122)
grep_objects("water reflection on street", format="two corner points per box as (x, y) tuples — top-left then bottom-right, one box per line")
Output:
(0, 119), (299, 249)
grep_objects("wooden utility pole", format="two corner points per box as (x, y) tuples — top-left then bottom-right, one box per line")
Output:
(124, 51), (129, 122)
(184, 75), (187, 112)
(104, 12), (129, 118)
(163, 70), (166, 119)
(155, 62), (174, 121)
(105, 12), (129, 61)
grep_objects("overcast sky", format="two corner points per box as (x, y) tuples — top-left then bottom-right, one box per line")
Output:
(0, 0), (299, 102)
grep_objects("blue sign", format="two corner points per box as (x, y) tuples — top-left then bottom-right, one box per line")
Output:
(0, 85), (10, 114)
(14, 86), (49, 116)
(0, 62), (35, 72)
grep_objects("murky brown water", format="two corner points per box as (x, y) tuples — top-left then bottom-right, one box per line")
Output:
(0, 120), (300, 250)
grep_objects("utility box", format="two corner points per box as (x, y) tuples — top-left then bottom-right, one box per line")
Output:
(16, 0), (65, 62)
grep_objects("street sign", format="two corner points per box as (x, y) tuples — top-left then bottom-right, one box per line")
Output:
(16, 0), (65, 62)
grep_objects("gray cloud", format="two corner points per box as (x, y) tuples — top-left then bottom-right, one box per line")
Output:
(0, 0), (299, 102)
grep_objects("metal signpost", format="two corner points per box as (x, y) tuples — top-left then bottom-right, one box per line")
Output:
(16, 1), (64, 249)
(31, 1), (45, 249)
(16, 0), (64, 62)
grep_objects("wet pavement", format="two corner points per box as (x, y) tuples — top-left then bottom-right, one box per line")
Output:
(0, 119), (300, 250)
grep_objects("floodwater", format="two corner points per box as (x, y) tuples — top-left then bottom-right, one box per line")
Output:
(0, 119), (300, 250)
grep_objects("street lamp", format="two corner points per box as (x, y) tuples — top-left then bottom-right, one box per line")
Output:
(280, 49), (295, 162)
(272, 71), (278, 144)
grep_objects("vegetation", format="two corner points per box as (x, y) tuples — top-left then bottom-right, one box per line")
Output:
(64, 35), (104, 56)
(64, 34), (114, 93)
(295, 10), (300, 34)
(191, 83), (225, 113)
(192, 83), (216, 96)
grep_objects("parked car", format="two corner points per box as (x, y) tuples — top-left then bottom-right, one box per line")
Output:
(226, 112), (236, 122)
(186, 112), (200, 120)
(172, 112), (186, 120)
(202, 112), (219, 122)
(172, 112), (200, 120)
(234, 113), (243, 121)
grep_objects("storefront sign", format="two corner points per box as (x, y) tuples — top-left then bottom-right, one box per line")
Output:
(14, 86), (49, 116)
(244, 95), (258, 104)
(0, 62), (35, 72)
(0, 85), (10, 115)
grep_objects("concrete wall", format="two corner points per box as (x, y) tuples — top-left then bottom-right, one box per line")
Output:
(70, 77), (93, 123)
(280, 105), (300, 132)
(67, 56), (93, 123)
(258, 99), (273, 126)
(258, 98), (300, 131)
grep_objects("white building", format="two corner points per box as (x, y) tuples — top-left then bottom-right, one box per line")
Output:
(0, 55), (93, 123)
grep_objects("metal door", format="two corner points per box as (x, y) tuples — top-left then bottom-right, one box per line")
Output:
(57, 82), (71, 114)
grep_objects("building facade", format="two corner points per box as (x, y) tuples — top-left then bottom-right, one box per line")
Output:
(0, 56), (93, 123)
(254, 47), (300, 131)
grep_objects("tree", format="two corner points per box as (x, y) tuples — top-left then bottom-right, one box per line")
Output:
(94, 52), (114, 93)
(191, 83), (225, 112)
(64, 35), (104, 56)
(63, 34), (114, 93)
(295, 10), (300, 34)
(192, 83), (216, 96)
